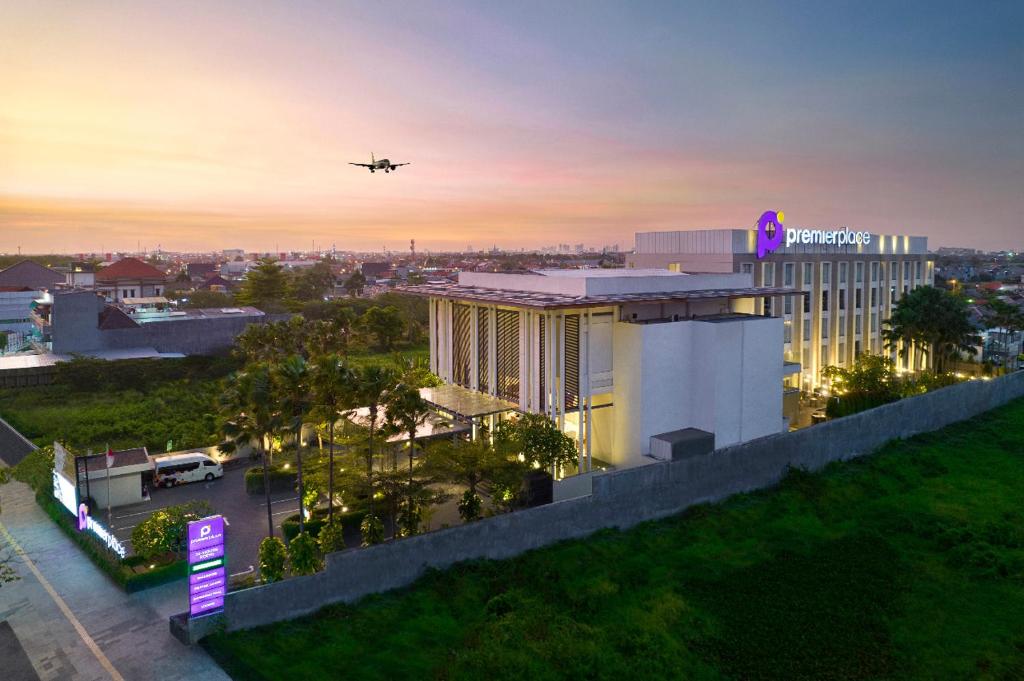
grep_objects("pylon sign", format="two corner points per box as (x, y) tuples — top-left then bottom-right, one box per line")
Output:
(188, 515), (226, 618)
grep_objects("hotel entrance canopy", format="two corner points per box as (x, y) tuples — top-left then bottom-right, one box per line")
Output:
(418, 384), (519, 420)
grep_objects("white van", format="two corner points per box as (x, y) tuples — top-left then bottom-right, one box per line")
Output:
(154, 452), (223, 488)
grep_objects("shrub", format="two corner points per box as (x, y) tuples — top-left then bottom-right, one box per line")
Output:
(318, 521), (347, 554)
(259, 537), (287, 583)
(130, 501), (214, 560)
(360, 514), (384, 547)
(457, 490), (483, 522)
(289, 532), (322, 576)
(281, 505), (368, 542)
(244, 466), (296, 495)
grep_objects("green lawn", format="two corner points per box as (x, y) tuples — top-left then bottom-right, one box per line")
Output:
(204, 398), (1024, 680)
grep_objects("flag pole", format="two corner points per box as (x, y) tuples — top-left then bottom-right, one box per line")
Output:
(106, 443), (113, 525)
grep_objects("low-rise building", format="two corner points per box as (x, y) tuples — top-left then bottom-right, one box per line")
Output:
(403, 269), (802, 469)
(95, 257), (168, 301)
(32, 290), (264, 356)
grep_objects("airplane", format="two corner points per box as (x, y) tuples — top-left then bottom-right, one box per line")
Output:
(349, 153), (410, 173)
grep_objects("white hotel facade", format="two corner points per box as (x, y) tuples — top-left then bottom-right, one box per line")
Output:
(627, 229), (934, 391)
(404, 269), (803, 469)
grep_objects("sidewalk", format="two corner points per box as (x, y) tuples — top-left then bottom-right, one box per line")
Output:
(0, 479), (229, 681)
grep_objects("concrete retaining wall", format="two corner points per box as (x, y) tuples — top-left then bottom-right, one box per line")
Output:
(184, 371), (1024, 641)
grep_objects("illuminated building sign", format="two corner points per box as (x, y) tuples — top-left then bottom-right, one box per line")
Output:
(188, 515), (226, 618)
(77, 502), (128, 559)
(756, 210), (871, 258)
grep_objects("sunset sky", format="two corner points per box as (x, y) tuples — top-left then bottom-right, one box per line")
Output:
(2, 1), (1021, 253)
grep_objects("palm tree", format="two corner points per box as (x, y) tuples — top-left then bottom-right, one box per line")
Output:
(985, 299), (1024, 369)
(310, 354), (355, 525)
(273, 355), (312, 533)
(219, 363), (279, 538)
(883, 286), (980, 373)
(353, 364), (397, 519)
(385, 383), (431, 533)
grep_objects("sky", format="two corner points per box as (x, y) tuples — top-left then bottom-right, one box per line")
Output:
(1, 1), (1022, 254)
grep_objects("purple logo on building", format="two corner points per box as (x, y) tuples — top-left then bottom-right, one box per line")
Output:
(756, 210), (785, 259)
(78, 502), (89, 531)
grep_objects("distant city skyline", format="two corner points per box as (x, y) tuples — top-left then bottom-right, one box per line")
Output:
(2, 1), (1021, 253)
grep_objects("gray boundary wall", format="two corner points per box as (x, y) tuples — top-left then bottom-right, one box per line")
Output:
(185, 371), (1024, 641)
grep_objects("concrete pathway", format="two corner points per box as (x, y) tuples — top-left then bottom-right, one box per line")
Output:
(0, 480), (230, 681)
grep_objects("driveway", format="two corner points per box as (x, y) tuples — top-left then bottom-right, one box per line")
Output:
(110, 462), (299, 578)
(0, 479), (230, 681)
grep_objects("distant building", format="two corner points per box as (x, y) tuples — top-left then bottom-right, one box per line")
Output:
(359, 262), (390, 280)
(32, 290), (264, 356)
(0, 287), (37, 338)
(403, 269), (801, 469)
(0, 260), (64, 290)
(95, 257), (168, 302)
(66, 261), (96, 288)
(186, 262), (218, 281)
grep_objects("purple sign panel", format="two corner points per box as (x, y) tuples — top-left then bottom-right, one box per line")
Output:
(188, 515), (226, 618)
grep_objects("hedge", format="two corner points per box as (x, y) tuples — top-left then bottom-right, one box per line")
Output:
(281, 506), (369, 543)
(33, 488), (184, 592)
(244, 466), (297, 495)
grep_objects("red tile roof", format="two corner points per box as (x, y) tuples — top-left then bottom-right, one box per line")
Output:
(95, 257), (166, 282)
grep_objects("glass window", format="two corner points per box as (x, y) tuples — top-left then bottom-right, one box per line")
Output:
(891, 264), (897, 282)
(855, 315), (862, 334)
(839, 314), (846, 337)
(821, 290), (829, 312)
(762, 262), (775, 285)
(855, 262), (863, 283)
(741, 262), (753, 274)
(784, 322), (792, 343)
(915, 261), (922, 279)
(803, 263), (812, 285)
(871, 287), (877, 307)
(803, 294), (810, 314)
(803, 319), (811, 341)
(784, 295), (793, 315)
(890, 286), (897, 303)
(839, 262), (847, 284)
(784, 263), (794, 286)
(871, 262), (879, 282)
(822, 262), (831, 285)
(764, 296), (773, 316)
(855, 288), (862, 309)
(839, 288), (846, 310)
(821, 318), (829, 338)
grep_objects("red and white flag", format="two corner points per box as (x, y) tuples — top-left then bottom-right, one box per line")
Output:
(106, 445), (114, 469)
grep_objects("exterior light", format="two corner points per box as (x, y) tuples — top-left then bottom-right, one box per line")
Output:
(341, 506), (349, 512)
(149, 564), (156, 569)
(282, 463), (290, 470)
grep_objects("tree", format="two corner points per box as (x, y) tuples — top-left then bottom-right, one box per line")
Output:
(985, 298), (1024, 368)
(361, 305), (404, 351)
(290, 262), (336, 302)
(883, 286), (981, 373)
(423, 437), (525, 521)
(130, 501), (214, 560)
(310, 355), (355, 525)
(288, 532), (322, 575)
(258, 536), (287, 582)
(822, 354), (902, 417)
(495, 413), (578, 472)
(177, 290), (234, 309)
(343, 270), (367, 297)
(360, 514), (384, 546)
(318, 521), (346, 554)
(274, 356), (312, 533)
(236, 258), (290, 312)
(353, 364), (397, 522)
(219, 363), (280, 538)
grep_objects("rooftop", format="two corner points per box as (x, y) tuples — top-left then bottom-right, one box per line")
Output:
(96, 257), (167, 282)
(398, 282), (804, 310)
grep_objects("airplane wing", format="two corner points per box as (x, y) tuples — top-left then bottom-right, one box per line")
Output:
(349, 163), (374, 167)
(391, 163), (410, 167)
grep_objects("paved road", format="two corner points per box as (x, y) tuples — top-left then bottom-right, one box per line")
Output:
(110, 463), (299, 576)
(0, 479), (231, 681)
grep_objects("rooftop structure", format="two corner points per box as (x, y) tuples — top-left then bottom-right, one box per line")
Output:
(0, 260), (64, 290)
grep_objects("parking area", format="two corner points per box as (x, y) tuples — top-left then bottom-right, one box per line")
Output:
(109, 462), (298, 579)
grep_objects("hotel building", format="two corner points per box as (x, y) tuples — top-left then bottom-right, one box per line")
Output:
(403, 269), (802, 469)
(627, 229), (933, 390)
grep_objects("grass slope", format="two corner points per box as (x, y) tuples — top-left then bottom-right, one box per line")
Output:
(204, 399), (1024, 680)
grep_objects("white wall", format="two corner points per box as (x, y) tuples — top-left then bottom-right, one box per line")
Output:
(609, 315), (785, 467)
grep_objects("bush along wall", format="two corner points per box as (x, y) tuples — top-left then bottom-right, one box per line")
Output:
(281, 506), (369, 543)
(244, 466), (297, 495)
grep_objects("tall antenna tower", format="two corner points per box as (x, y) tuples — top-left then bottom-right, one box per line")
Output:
(410, 238), (416, 261)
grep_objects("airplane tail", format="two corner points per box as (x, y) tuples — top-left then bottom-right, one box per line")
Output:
(371, 152), (375, 164)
